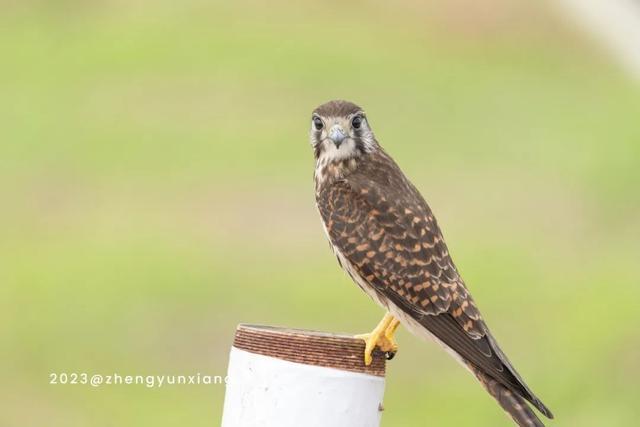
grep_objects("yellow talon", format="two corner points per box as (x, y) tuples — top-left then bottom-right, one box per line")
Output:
(355, 313), (400, 365)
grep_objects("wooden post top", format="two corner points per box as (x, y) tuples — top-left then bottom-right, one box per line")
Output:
(232, 324), (386, 377)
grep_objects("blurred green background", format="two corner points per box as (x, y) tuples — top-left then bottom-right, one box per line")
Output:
(1, 1), (639, 426)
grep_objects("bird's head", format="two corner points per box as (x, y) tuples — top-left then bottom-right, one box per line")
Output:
(310, 100), (378, 163)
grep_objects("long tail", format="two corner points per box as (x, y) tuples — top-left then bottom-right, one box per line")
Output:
(468, 363), (546, 427)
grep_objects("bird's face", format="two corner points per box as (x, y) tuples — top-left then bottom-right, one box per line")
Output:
(310, 100), (377, 163)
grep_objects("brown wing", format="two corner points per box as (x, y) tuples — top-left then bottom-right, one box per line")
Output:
(316, 150), (552, 419)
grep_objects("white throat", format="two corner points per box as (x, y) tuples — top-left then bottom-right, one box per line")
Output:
(318, 139), (358, 164)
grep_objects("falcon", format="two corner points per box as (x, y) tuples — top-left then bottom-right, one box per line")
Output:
(310, 100), (554, 426)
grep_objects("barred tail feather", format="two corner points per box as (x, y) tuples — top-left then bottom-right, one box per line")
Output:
(468, 364), (545, 427)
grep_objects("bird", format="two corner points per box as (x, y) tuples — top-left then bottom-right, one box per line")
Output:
(310, 99), (554, 426)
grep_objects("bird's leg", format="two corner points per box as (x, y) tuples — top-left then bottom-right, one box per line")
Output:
(383, 317), (401, 360)
(355, 312), (400, 365)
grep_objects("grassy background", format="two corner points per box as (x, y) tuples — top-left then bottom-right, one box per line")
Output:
(1, 1), (639, 425)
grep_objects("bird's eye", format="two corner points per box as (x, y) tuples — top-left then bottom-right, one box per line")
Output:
(352, 115), (363, 129)
(313, 117), (323, 130)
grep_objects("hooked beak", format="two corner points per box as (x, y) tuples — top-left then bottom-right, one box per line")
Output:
(329, 125), (347, 148)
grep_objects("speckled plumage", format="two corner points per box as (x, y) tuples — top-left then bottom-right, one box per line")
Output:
(310, 100), (553, 426)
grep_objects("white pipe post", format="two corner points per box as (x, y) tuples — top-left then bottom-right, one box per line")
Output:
(221, 324), (387, 427)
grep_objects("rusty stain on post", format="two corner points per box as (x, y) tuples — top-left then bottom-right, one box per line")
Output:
(232, 324), (386, 377)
